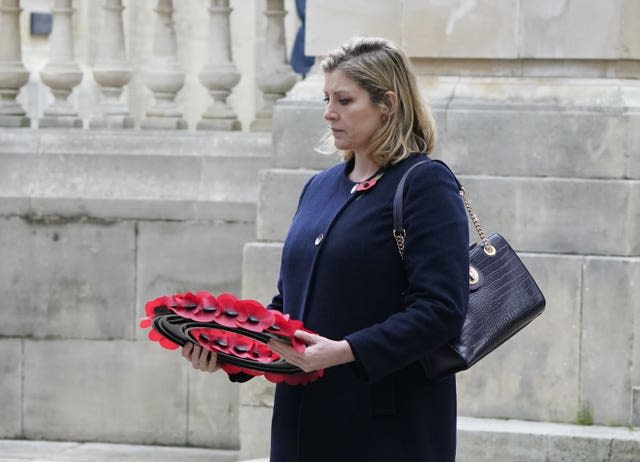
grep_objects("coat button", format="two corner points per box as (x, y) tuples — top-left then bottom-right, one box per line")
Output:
(314, 233), (324, 245)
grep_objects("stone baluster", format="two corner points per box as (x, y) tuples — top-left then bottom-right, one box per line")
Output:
(39, 0), (83, 128)
(197, 0), (241, 131)
(90, 0), (133, 129)
(141, 0), (186, 130)
(251, 0), (297, 131)
(0, 0), (30, 127)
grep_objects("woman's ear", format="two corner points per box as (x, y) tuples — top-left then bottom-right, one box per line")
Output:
(383, 91), (398, 115)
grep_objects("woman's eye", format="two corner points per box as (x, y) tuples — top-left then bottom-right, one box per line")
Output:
(322, 97), (329, 104)
(338, 99), (350, 106)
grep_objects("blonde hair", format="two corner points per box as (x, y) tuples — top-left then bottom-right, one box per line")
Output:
(319, 37), (436, 166)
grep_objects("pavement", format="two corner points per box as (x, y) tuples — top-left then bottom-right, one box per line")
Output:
(0, 440), (267, 462)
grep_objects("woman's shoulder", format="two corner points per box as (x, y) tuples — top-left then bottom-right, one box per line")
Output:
(395, 154), (460, 191)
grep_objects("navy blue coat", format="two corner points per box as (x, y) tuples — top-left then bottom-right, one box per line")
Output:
(268, 153), (469, 462)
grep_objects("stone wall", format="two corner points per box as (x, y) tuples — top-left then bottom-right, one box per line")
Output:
(0, 129), (270, 450)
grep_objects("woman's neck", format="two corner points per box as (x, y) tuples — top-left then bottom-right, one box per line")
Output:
(349, 153), (379, 182)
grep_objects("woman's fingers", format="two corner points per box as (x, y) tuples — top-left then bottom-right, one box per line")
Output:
(181, 342), (193, 360)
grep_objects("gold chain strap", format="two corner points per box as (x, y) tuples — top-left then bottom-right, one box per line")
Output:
(393, 229), (406, 258)
(459, 187), (495, 256)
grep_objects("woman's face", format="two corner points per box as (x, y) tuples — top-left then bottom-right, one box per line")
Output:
(323, 69), (385, 156)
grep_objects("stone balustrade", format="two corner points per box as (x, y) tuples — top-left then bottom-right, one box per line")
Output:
(0, 0), (299, 130)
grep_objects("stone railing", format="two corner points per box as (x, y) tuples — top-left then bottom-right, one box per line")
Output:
(0, 0), (298, 130)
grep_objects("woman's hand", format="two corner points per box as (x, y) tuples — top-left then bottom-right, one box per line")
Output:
(181, 342), (220, 373)
(268, 330), (355, 372)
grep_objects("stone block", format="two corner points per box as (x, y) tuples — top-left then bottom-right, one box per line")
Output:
(242, 242), (283, 306)
(622, 0), (640, 58)
(458, 417), (640, 462)
(458, 428), (546, 462)
(187, 369), (240, 449)
(305, 0), (402, 56)
(438, 109), (629, 179)
(457, 254), (582, 422)
(459, 176), (637, 256)
(23, 340), (188, 444)
(611, 437), (640, 462)
(519, 0), (630, 59)
(25, 197), (257, 223)
(628, 114), (640, 180)
(403, 0), (518, 58)
(238, 404), (272, 461)
(0, 195), (28, 217)
(272, 84), (341, 170)
(0, 218), (136, 339)
(136, 221), (255, 339)
(580, 257), (640, 425)
(0, 339), (22, 437)
(0, 440), (79, 459)
(256, 169), (316, 242)
(239, 378), (275, 408)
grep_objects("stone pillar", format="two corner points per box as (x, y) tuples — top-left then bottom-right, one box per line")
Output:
(251, 0), (297, 132)
(89, 0), (134, 129)
(141, 0), (187, 130)
(0, 0), (30, 127)
(39, 0), (83, 128)
(197, 0), (241, 131)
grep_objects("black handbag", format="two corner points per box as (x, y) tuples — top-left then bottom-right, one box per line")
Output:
(393, 159), (546, 380)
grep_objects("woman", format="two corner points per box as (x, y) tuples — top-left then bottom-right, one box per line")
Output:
(183, 37), (469, 461)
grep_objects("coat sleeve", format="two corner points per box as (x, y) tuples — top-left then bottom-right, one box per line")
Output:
(344, 161), (469, 383)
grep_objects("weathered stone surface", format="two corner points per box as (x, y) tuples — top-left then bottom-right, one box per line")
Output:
(136, 221), (254, 339)
(187, 369), (240, 449)
(520, 0), (638, 59)
(242, 242), (283, 306)
(0, 218), (136, 339)
(272, 78), (340, 171)
(237, 405), (272, 461)
(0, 340), (22, 438)
(23, 340), (188, 444)
(305, 1), (402, 56)
(0, 439), (239, 462)
(634, 388), (640, 427)
(457, 254), (582, 422)
(580, 257), (640, 425)
(459, 176), (637, 256)
(458, 417), (640, 462)
(238, 378), (275, 408)
(403, 0), (518, 58)
(0, 129), (270, 221)
(437, 110), (630, 179)
(629, 114), (640, 180)
(256, 169), (316, 242)
(26, 197), (257, 223)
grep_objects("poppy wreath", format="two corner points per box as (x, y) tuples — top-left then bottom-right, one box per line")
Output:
(139, 291), (324, 385)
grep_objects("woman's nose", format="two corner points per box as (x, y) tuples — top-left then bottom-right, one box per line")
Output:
(323, 105), (337, 121)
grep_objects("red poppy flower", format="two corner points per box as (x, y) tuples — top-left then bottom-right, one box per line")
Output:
(144, 295), (169, 318)
(147, 327), (179, 350)
(266, 310), (304, 338)
(235, 299), (275, 332)
(212, 293), (246, 327)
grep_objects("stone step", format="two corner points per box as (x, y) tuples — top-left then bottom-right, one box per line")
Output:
(457, 417), (640, 462)
(0, 129), (272, 221)
(254, 168), (639, 256)
(0, 439), (239, 462)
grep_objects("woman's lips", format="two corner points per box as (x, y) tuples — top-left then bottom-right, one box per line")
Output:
(331, 128), (343, 134)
